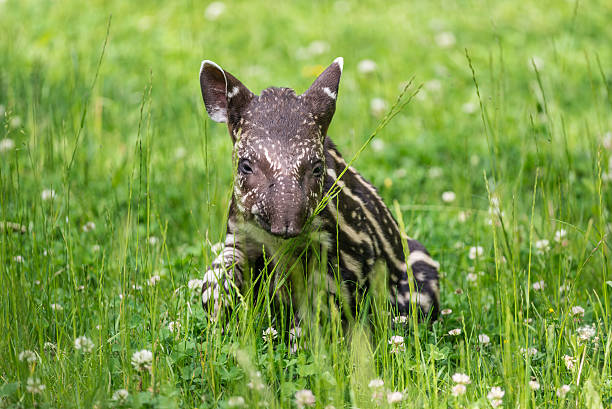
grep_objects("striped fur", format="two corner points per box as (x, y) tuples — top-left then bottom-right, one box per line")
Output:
(198, 58), (440, 322)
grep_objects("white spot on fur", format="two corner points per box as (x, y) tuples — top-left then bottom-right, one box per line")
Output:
(227, 86), (240, 99)
(323, 87), (336, 100)
(208, 107), (227, 123)
(334, 57), (344, 73)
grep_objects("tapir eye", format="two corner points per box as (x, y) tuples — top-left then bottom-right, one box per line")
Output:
(238, 158), (253, 175)
(312, 161), (324, 177)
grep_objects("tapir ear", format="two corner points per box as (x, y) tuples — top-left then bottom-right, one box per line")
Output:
(302, 57), (343, 135)
(199, 60), (254, 128)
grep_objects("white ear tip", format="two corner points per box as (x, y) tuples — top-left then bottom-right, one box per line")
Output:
(333, 57), (344, 73)
(200, 59), (224, 75)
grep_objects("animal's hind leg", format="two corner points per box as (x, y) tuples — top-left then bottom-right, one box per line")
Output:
(387, 239), (440, 321)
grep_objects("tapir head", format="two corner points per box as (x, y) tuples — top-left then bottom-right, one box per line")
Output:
(199, 58), (343, 238)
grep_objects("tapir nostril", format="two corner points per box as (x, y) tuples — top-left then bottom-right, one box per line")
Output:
(283, 222), (301, 238)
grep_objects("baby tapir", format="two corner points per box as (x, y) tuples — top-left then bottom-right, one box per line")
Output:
(199, 57), (439, 323)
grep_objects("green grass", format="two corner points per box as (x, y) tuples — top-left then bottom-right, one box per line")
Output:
(1, 0), (612, 407)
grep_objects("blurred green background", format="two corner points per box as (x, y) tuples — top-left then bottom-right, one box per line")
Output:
(2, 0), (610, 247)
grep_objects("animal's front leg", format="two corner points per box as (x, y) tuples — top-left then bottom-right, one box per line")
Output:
(201, 232), (246, 317)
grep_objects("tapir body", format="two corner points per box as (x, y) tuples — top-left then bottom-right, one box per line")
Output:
(199, 58), (440, 323)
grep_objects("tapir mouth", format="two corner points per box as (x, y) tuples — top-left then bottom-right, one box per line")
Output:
(255, 215), (303, 239)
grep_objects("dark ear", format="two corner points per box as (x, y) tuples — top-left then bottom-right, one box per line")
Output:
(302, 57), (343, 136)
(199, 60), (254, 134)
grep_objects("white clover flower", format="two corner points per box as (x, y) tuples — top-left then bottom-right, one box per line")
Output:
(448, 328), (461, 336)
(131, 284), (143, 291)
(74, 336), (94, 353)
(92, 244), (101, 252)
(18, 350), (37, 363)
(457, 211), (468, 223)
(462, 102), (478, 114)
(466, 272), (478, 282)
(428, 167), (443, 178)
(388, 335), (405, 353)
(563, 354), (576, 371)
(576, 325), (596, 343)
(26, 377), (46, 394)
(368, 379), (384, 389)
(295, 389), (316, 408)
(520, 347), (538, 357)
(489, 399), (503, 408)
(370, 98), (387, 118)
(148, 236), (159, 245)
(168, 321), (181, 333)
(187, 278), (204, 292)
(131, 349), (153, 372)
(262, 327), (278, 343)
(435, 31), (456, 47)
(424, 79), (442, 92)
(305, 40), (329, 56)
(556, 384), (570, 398)
(174, 146), (187, 159)
(112, 389), (129, 402)
(559, 284), (569, 294)
(528, 380), (540, 390)
(227, 396), (245, 407)
(296, 40), (330, 59)
(489, 196), (501, 213)
(43, 342), (56, 353)
(0, 138), (15, 152)
(534, 239), (550, 253)
(13, 255), (24, 263)
(440, 308), (452, 316)
(442, 191), (456, 203)
(247, 379), (264, 390)
(393, 315), (407, 325)
(50, 303), (63, 311)
(371, 388), (384, 403)
(532, 280), (545, 291)
(529, 56), (544, 71)
(602, 131), (612, 149)
(478, 333), (490, 345)
(148, 274), (161, 286)
(9, 116), (21, 129)
(452, 373), (471, 385)
(82, 221), (96, 232)
(451, 383), (466, 396)
(554, 229), (567, 243)
(386, 391), (403, 404)
(246, 371), (264, 390)
(487, 387), (504, 407)
(468, 246), (484, 260)
(204, 2), (225, 20)
(370, 139), (385, 152)
(357, 59), (377, 74)
(571, 306), (584, 317)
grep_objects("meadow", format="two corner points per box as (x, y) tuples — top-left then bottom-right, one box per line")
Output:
(1, 0), (611, 407)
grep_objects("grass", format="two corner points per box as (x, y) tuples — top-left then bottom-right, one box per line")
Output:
(1, 0), (611, 407)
